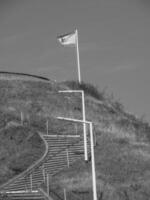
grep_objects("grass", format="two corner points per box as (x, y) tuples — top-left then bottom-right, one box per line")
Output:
(63, 80), (106, 101)
(50, 132), (150, 200)
(0, 125), (45, 185)
(1, 73), (150, 199)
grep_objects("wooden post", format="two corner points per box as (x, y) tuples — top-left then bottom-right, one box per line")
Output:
(21, 111), (24, 125)
(30, 174), (32, 191)
(46, 120), (49, 135)
(42, 165), (46, 183)
(66, 149), (70, 168)
(74, 123), (78, 135)
(46, 173), (49, 195)
(64, 188), (67, 200)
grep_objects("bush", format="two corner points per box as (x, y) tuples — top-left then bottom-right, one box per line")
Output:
(0, 193), (10, 200)
(64, 81), (106, 101)
(112, 101), (124, 113)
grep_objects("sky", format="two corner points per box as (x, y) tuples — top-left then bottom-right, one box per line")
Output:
(0, 0), (150, 121)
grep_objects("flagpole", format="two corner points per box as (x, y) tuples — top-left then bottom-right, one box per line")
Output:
(76, 29), (81, 84)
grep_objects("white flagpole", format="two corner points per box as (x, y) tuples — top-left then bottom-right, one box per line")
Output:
(75, 29), (81, 84)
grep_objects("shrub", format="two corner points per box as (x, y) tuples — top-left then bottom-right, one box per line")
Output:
(64, 81), (106, 101)
(0, 193), (10, 200)
(112, 101), (124, 113)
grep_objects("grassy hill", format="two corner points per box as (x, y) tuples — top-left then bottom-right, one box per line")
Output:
(0, 72), (150, 199)
(0, 125), (45, 186)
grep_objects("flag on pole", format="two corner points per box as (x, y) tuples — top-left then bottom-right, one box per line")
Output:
(57, 31), (76, 46)
(57, 29), (81, 83)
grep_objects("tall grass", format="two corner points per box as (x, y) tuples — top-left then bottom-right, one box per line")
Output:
(64, 80), (106, 101)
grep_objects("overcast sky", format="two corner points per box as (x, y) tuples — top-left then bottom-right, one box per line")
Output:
(1, 0), (150, 121)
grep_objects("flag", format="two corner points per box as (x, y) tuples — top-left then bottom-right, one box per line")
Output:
(57, 31), (76, 46)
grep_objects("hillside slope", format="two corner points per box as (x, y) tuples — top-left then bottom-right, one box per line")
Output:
(0, 124), (45, 186)
(0, 72), (150, 199)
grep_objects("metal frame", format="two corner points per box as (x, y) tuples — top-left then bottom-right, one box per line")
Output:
(59, 90), (88, 161)
(57, 116), (97, 200)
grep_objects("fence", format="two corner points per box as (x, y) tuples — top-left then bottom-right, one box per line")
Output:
(1, 135), (90, 193)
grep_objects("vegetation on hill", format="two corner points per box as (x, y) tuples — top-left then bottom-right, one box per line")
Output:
(0, 124), (45, 185)
(1, 72), (150, 199)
